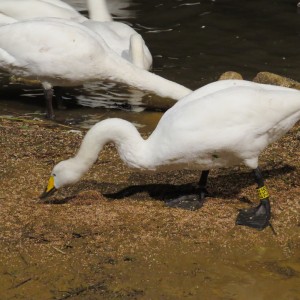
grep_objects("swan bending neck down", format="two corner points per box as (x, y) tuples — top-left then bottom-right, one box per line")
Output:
(0, 0), (152, 71)
(41, 80), (300, 231)
(0, 19), (189, 118)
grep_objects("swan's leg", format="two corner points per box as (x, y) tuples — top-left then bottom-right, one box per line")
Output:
(199, 170), (209, 201)
(165, 170), (210, 211)
(236, 167), (271, 230)
(44, 87), (55, 119)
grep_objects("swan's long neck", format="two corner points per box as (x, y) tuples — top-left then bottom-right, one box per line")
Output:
(87, 0), (112, 22)
(102, 53), (192, 100)
(73, 118), (151, 174)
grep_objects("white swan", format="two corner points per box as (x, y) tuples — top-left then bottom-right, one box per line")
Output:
(0, 0), (152, 70)
(83, 0), (151, 68)
(86, 0), (112, 22)
(82, 20), (152, 70)
(0, 0), (86, 22)
(10, 0), (113, 21)
(0, 18), (190, 118)
(40, 80), (300, 230)
(0, 0), (111, 22)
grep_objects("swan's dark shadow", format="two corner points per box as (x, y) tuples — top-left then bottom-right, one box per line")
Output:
(41, 164), (296, 205)
(105, 182), (198, 201)
(104, 165), (296, 202)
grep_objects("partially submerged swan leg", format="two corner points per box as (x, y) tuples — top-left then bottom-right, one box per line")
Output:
(236, 167), (271, 230)
(44, 87), (55, 119)
(166, 170), (210, 211)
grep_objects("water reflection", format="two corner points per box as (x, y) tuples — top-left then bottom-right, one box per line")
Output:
(76, 82), (145, 111)
(64, 0), (137, 18)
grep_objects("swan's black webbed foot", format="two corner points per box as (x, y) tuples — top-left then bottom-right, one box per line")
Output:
(236, 199), (271, 230)
(236, 167), (271, 230)
(165, 194), (204, 211)
(165, 170), (210, 211)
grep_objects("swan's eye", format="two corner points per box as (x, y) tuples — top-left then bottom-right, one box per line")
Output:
(52, 174), (56, 177)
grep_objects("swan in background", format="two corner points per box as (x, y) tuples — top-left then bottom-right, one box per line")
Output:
(83, 21), (152, 70)
(40, 80), (300, 230)
(0, 0), (114, 22)
(100, 0), (136, 19)
(0, 18), (190, 118)
(34, 0), (81, 11)
(0, 0), (86, 22)
(0, 0), (152, 69)
(86, 0), (112, 21)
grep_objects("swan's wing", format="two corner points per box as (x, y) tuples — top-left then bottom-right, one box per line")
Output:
(167, 85), (300, 133)
(175, 80), (295, 108)
(0, 0), (86, 22)
(40, 0), (78, 11)
(103, 22), (137, 39)
(150, 85), (300, 159)
(0, 19), (110, 81)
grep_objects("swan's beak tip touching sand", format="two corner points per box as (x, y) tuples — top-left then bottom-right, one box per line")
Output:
(40, 175), (57, 199)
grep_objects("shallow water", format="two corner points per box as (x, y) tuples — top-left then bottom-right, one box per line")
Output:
(0, 0), (299, 132)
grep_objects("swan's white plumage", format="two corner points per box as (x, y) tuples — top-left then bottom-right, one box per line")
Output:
(86, 0), (112, 22)
(48, 80), (300, 189)
(0, 0), (86, 22)
(0, 0), (152, 69)
(0, 13), (16, 24)
(39, 0), (79, 11)
(0, 19), (190, 99)
(82, 20), (152, 69)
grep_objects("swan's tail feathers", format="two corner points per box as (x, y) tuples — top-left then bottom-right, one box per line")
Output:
(129, 33), (152, 70)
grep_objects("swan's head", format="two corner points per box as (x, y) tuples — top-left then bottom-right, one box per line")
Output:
(40, 159), (84, 199)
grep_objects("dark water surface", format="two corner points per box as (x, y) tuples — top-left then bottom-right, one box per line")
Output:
(0, 0), (299, 130)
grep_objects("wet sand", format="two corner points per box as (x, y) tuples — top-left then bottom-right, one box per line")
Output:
(0, 115), (300, 299)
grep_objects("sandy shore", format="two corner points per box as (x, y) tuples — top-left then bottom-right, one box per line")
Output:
(0, 115), (300, 299)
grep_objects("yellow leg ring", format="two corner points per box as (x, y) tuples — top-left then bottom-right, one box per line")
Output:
(257, 186), (269, 200)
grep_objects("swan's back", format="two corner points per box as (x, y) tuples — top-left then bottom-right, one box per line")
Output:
(40, 0), (78, 11)
(0, 0), (86, 22)
(97, 21), (153, 70)
(174, 80), (298, 109)
(161, 82), (300, 133)
(0, 19), (110, 84)
(82, 21), (128, 54)
(148, 83), (300, 163)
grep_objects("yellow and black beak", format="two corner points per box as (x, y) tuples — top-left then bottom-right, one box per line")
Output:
(40, 176), (57, 199)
